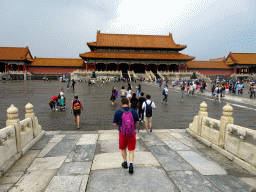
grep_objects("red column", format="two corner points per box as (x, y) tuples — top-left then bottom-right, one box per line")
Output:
(157, 64), (158, 71)
(18, 65), (20, 71)
(106, 63), (108, 71)
(178, 65), (180, 72)
(86, 63), (88, 71)
(167, 65), (169, 72)
(117, 63), (119, 71)
(145, 64), (147, 71)
(23, 65), (26, 71)
(129, 64), (130, 71)
(239, 68), (241, 74)
(7, 64), (9, 71)
(94, 63), (96, 71)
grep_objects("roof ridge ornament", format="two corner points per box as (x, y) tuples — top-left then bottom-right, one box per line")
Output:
(97, 30), (101, 34)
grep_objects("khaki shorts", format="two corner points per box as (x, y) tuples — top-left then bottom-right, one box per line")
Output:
(144, 116), (152, 122)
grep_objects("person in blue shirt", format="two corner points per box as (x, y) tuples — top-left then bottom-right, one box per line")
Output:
(113, 97), (139, 174)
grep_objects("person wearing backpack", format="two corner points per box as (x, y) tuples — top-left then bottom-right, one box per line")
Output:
(113, 97), (139, 174)
(142, 95), (156, 132)
(138, 92), (146, 122)
(214, 84), (221, 103)
(71, 94), (83, 129)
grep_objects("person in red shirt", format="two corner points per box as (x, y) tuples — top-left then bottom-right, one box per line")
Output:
(225, 83), (229, 95)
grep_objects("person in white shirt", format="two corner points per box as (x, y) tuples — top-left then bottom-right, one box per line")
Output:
(215, 84), (221, 103)
(163, 86), (169, 102)
(192, 83), (197, 95)
(126, 88), (132, 100)
(142, 95), (156, 132)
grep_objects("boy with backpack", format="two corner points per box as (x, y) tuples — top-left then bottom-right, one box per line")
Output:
(138, 92), (146, 122)
(113, 97), (139, 174)
(71, 94), (83, 129)
(142, 95), (156, 132)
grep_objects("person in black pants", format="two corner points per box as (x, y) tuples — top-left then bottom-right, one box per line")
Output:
(138, 92), (146, 122)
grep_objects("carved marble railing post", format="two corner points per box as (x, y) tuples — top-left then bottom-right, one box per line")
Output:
(218, 103), (234, 148)
(6, 105), (21, 152)
(25, 103), (42, 137)
(198, 101), (208, 135)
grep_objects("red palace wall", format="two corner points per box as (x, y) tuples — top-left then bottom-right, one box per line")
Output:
(187, 69), (233, 76)
(27, 67), (85, 74)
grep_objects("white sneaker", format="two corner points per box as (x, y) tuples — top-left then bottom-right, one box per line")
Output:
(55, 109), (58, 111)
(141, 120), (143, 122)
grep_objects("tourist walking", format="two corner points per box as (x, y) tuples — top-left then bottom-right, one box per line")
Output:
(113, 97), (139, 174)
(120, 86), (126, 98)
(142, 95), (156, 132)
(215, 84), (221, 103)
(71, 94), (83, 129)
(131, 93), (139, 110)
(126, 88), (132, 100)
(136, 84), (141, 97)
(138, 92), (146, 122)
(128, 83), (132, 90)
(180, 84), (185, 101)
(71, 79), (76, 90)
(110, 87), (117, 105)
(162, 85), (168, 102)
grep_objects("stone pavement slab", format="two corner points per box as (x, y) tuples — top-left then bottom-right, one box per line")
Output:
(8, 150), (40, 172)
(154, 132), (176, 140)
(91, 152), (160, 170)
(9, 169), (57, 192)
(206, 175), (254, 192)
(37, 142), (59, 158)
(44, 175), (88, 192)
(0, 171), (23, 184)
(30, 135), (53, 150)
(76, 134), (98, 145)
(168, 171), (220, 192)
(45, 139), (77, 157)
(239, 177), (256, 189)
(87, 167), (179, 192)
(65, 144), (96, 162)
(49, 134), (66, 143)
(27, 156), (66, 171)
(57, 162), (92, 176)
(178, 151), (228, 175)
(0, 184), (13, 192)
(164, 140), (192, 151)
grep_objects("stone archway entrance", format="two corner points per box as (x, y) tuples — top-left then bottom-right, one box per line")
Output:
(96, 63), (106, 71)
(119, 63), (129, 73)
(107, 63), (117, 71)
(131, 64), (145, 73)
(158, 64), (167, 71)
(169, 64), (178, 72)
(147, 64), (156, 72)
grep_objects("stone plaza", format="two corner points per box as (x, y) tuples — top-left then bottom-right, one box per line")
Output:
(0, 80), (256, 191)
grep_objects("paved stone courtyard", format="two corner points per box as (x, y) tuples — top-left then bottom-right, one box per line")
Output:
(0, 129), (256, 192)
(0, 80), (255, 131)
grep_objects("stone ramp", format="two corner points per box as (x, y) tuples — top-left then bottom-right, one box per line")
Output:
(0, 129), (256, 192)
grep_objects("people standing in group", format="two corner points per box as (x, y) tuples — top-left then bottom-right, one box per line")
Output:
(180, 83), (185, 101)
(189, 83), (193, 96)
(59, 88), (65, 109)
(162, 85), (168, 102)
(71, 94), (83, 129)
(142, 95), (156, 133)
(138, 92), (146, 122)
(49, 96), (57, 110)
(136, 84), (141, 97)
(120, 86), (126, 99)
(113, 97), (139, 174)
(130, 93), (139, 110)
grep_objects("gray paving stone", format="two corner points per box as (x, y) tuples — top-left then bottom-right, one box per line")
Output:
(60, 131), (98, 134)
(9, 169), (57, 192)
(164, 140), (192, 151)
(138, 133), (162, 142)
(65, 144), (96, 162)
(168, 171), (220, 192)
(87, 167), (179, 192)
(29, 135), (53, 150)
(76, 134), (98, 145)
(8, 150), (40, 172)
(239, 177), (256, 189)
(157, 156), (194, 171)
(49, 134), (66, 143)
(45, 139), (77, 157)
(0, 184), (13, 192)
(27, 156), (66, 171)
(44, 175), (88, 192)
(37, 142), (58, 158)
(178, 151), (227, 175)
(147, 144), (178, 157)
(0, 171), (23, 184)
(206, 175), (254, 192)
(57, 162), (92, 176)
(63, 134), (82, 140)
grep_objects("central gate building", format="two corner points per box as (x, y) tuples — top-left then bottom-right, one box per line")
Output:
(80, 31), (195, 73)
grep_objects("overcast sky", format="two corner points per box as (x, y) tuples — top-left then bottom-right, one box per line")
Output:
(0, 0), (255, 60)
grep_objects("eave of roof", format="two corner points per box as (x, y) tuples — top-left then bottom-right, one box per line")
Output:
(79, 51), (195, 61)
(0, 46), (33, 61)
(29, 58), (85, 67)
(186, 61), (231, 69)
(226, 53), (256, 65)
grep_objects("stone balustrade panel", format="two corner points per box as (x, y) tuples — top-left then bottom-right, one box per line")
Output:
(189, 115), (199, 134)
(201, 117), (220, 145)
(225, 124), (256, 167)
(19, 118), (34, 149)
(0, 126), (17, 168)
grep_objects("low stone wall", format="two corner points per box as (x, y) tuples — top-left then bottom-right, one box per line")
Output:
(0, 103), (45, 177)
(187, 102), (256, 175)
